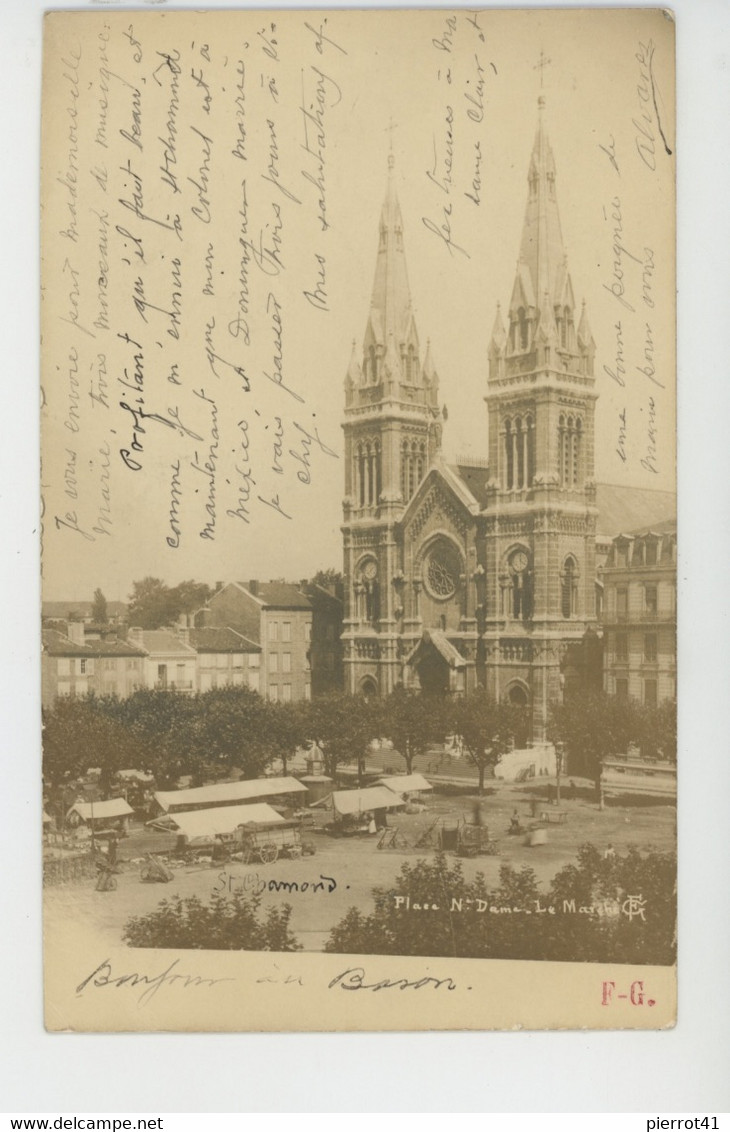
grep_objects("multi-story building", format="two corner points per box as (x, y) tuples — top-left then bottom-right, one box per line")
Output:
(127, 628), (197, 694)
(601, 524), (677, 705)
(186, 626), (262, 693)
(197, 581), (316, 701)
(303, 582), (344, 696)
(41, 625), (147, 707)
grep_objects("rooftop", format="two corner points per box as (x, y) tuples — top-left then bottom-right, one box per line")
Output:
(189, 627), (261, 653)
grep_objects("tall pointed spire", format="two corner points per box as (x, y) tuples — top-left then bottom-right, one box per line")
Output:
(516, 96), (568, 313)
(364, 153), (418, 378)
(494, 93), (585, 368)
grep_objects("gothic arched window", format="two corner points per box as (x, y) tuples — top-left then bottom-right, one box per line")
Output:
(558, 415), (582, 488)
(572, 419), (582, 486)
(400, 440), (409, 501)
(561, 556), (578, 618)
(504, 418), (514, 489)
(368, 345), (377, 383)
(406, 345), (416, 383)
(518, 307), (529, 350)
(515, 417), (525, 487)
(374, 441), (381, 503)
(357, 443), (366, 506)
(416, 441), (426, 485)
(525, 415), (535, 487)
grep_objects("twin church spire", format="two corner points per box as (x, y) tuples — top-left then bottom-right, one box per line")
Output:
(490, 95), (595, 376)
(345, 153), (439, 408)
(348, 93), (595, 411)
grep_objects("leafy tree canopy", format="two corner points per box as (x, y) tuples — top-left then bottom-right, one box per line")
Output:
(325, 845), (676, 965)
(378, 689), (450, 773)
(91, 588), (108, 624)
(547, 693), (650, 782)
(124, 892), (301, 952)
(448, 695), (528, 793)
(311, 568), (344, 591)
(128, 577), (181, 629)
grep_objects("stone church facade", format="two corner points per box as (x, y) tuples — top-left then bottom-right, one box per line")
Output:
(342, 98), (600, 740)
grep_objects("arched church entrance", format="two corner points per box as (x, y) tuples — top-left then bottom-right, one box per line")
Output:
(404, 630), (466, 697)
(362, 670), (378, 697)
(359, 676), (378, 700)
(415, 650), (450, 696)
(506, 682), (530, 747)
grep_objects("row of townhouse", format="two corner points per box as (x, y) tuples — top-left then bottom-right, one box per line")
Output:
(600, 523), (677, 706)
(41, 580), (343, 708)
(41, 624), (261, 707)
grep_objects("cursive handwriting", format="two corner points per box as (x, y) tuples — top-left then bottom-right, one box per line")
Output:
(633, 39), (672, 172)
(76, 957), (234, 1007)
(329, 967), (458, 992)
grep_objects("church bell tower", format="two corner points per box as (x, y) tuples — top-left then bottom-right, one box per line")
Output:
(342, 152), (443, 695)
(481, 94), (599, 738)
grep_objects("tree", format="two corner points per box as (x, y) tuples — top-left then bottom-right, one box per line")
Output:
(127, 577), (181, 629)
(304, 692), (377, 782)
(325, 846), (676, 965)
(638, 698), (677, 764)
(108, 686), (274, 787)
(184, 686), (273, 781)
(449, 694), (527, 793)
(42, 695), (145, 820)
(91, 588), (108, 624)
(378, 688), (449, 774)
(124, 891), (301, 951)
(265, 700), (309, 777)
(548, 692), (644, 788)
(311, 568), (343, 592)
(171, 579), (213, 616)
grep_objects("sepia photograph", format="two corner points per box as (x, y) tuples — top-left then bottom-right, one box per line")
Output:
(40, 6), (676, 1032)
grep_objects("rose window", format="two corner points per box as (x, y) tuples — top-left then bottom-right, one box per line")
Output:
(423, 540), (462, 600)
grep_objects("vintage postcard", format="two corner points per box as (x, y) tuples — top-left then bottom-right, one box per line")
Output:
(41, 7), (676, 1032)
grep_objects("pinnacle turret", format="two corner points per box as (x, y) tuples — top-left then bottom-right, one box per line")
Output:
(577, 300), (594, 350)
(489, 303), (507, 355)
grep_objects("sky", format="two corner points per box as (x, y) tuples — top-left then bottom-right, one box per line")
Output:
(40, 8), (676, 602)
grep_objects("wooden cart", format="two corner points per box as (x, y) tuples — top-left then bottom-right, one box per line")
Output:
(455, 822), (499, 858)
(233, 819), (312, 865)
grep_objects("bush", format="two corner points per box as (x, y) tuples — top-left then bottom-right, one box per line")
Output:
(123, 891), (301, 951)
(325, 845), (676, 965)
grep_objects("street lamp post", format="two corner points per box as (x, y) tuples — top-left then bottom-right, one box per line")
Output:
(555, 741), (564, 806)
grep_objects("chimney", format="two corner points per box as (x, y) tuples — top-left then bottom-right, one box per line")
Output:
(215, 581), (223, 593)
(177, 626), (190, 644)
(249, 580), (259, 596)
(128, 626), (145, 645)
(66, 621), (85, 645)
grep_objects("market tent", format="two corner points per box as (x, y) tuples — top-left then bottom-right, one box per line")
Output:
(170, 803), (285, 843)
(155, 776), (307, 813)
(329, 786), (404, 816)
(118, 768), (155, 782)
(66, 798), (134, 823)
(377, 774), (433, 794)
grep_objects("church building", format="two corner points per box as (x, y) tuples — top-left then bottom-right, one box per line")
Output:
(341, 97), (603, 741)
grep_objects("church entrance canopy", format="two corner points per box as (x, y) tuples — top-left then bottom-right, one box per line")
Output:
(405, 630), (467, 695)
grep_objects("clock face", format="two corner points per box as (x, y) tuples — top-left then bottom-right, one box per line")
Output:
(362, 560), (377, 581)
(512, 550), (528, 573)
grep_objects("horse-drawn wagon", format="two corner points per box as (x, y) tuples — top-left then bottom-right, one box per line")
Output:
(233, 818), (313, 864)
